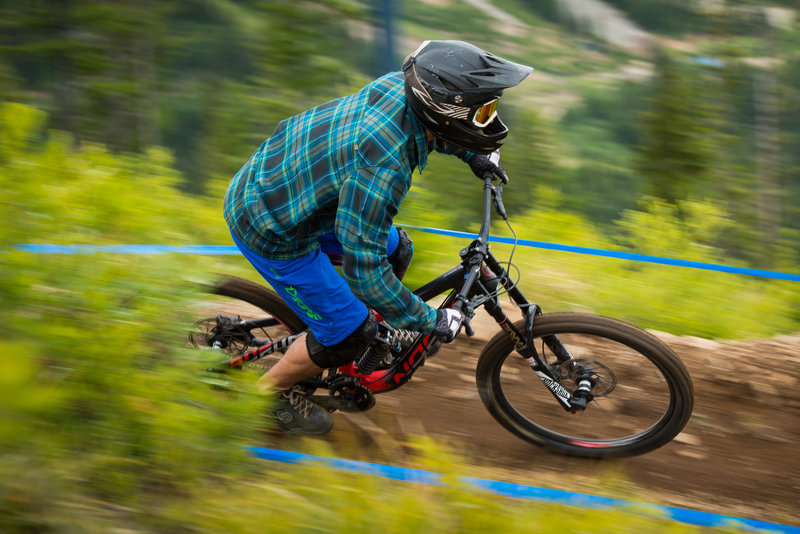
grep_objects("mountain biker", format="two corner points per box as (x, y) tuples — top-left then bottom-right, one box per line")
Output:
(223, 40), (532, 435)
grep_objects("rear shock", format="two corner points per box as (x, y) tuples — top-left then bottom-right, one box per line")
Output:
(356, 329), (393, 375)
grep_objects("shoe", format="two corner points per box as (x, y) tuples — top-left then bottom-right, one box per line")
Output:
(271, 386), (334, 436)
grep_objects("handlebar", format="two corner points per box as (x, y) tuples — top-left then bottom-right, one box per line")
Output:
(478, 171), (508, 239)
(448, 172), (508, 330)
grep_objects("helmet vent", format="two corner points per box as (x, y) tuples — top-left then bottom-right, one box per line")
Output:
(440, 78), (459, 91)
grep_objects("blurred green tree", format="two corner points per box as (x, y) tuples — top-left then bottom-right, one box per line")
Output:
(636, 50), (713, 204)
(0, 0), (369, 193)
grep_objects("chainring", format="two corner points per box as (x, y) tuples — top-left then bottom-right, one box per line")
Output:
(326, 380), (375, 412)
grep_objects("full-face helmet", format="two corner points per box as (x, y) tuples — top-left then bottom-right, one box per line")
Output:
(402, 40), (532, 154)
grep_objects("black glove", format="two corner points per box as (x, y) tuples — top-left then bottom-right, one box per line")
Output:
(468, 149), (508, 184)
(433, 308), (464, 343)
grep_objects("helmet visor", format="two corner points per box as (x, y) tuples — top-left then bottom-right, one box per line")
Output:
(472, 98), (499, 128)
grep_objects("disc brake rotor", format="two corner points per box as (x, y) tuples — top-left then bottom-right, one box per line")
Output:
(556, 358), (617, 397)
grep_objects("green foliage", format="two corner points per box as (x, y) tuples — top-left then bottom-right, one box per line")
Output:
(600, 0), (703, 35)
(0, 0), (371, 192)
(780, 55), (800, 239)
(166, 442), (713, 534)
(0, 104), (262, 528)
(562, 82), (647, 148)
(636, 50), (713, 204)
(0, 102), (227, 247)
(401, 189), (799, 340)
(495, 0), (561, 25)
(502, 107), (563, 208)
(559, 121), (640, 223)
(0, 103), (744, 531)
(0, 250), (267, 531)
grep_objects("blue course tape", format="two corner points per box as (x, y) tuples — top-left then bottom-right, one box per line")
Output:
(12, 244), (242, 255)
(401, 224), (800, 282)
(11, 224), (800, 282)
(248, 446), (799, 534)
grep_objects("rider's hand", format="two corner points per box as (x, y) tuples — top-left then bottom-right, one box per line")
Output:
(433, 308), (464, 343)
(468, 150), (508, 184)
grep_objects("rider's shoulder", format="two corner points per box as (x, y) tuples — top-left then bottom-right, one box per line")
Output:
(354, 73), (417, 169)
(362, 72), (405, 112)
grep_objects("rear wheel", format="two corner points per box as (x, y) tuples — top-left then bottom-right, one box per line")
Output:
(190, 275), (306, 375)
(476, 313), (694, 458)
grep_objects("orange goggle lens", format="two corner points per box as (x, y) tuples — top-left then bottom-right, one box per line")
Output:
(472, 99), (499, 128)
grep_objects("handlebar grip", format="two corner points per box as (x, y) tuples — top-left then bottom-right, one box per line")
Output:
(450, 300), (466, 314)
(448, 300), (474, 337)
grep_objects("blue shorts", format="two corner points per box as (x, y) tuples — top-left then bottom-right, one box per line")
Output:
(230, 228), (400, 346)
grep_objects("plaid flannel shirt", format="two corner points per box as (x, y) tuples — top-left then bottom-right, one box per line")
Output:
(224, 72), (469, 332)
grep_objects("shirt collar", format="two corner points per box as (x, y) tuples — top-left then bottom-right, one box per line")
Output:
(406, 107), (431, 173)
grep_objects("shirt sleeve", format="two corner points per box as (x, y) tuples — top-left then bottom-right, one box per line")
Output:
(335, 165), (437, 332)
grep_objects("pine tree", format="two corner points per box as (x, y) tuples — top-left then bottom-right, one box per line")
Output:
(636, 50), (713, 204)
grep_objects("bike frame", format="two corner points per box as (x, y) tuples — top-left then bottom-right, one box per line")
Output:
(229, 174), (580, 410)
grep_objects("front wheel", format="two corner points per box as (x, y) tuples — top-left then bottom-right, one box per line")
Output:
(476, 313), (694, 458)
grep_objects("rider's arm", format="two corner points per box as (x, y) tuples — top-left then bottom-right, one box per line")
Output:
(335, 165), (437, 333)
(431, 141), (475, 163)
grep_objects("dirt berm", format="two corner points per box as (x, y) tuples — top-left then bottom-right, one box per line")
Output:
(263, 308), (800, 526)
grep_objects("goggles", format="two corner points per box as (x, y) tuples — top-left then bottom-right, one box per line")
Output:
(472, 98), (499, 128)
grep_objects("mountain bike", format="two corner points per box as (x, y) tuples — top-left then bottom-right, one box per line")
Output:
(190, 173), (694, 458)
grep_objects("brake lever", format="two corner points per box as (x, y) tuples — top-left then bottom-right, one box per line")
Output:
(492, 183), (508, 221)
(463, 297), (481, 337)
(463, 317), (475, 337)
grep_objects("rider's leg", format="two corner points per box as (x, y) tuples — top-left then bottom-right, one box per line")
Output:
(257, 333), (318, 392)
(256, 230), (410, 392)
(257, 308), (378, 392)
(229, 232), (374, 430)
(231, 236), (371, 362)
(229, 229), (411, 433)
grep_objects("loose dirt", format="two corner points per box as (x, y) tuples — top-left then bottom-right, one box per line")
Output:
(260, 307), (800, 527)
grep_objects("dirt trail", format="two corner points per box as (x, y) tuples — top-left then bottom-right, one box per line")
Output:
(261, 307), (800, 526)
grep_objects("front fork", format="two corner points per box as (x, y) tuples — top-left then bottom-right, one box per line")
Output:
(478, 257), (594, 413)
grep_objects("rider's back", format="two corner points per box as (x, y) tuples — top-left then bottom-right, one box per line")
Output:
(223, 71), (430, 261)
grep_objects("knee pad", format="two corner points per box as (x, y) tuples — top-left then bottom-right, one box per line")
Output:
(306, 312), (377, 369)
(388, 227), (414, 281)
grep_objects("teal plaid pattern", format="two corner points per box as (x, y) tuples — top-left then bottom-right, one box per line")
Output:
(224, 72), (444, 332)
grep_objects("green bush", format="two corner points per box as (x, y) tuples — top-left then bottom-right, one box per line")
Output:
(0, 101), (794, 530)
